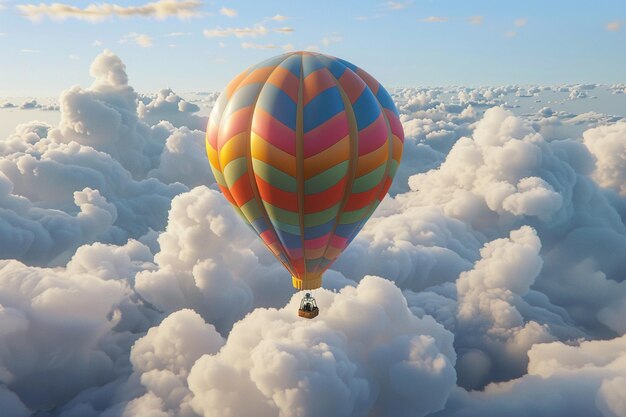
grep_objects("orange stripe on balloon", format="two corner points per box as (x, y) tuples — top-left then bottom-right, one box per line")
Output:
(266, 66), (300, 102)
(337, 69), (367, 104)
(218, 132), (248, 168)
(225, 68), (251, 99)
(303, 68), (336, 105)
(251, 132), (297, 177)
(355, 141), (389, 177)
(303, 135), (350, 180)
(392, 134), (403, 162)
(237, 65), (279, 89)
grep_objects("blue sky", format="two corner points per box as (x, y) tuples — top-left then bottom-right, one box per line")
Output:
(1, 0), (625, 96)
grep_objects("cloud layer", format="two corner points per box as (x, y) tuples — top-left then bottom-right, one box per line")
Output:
(1, 51), (625, 417)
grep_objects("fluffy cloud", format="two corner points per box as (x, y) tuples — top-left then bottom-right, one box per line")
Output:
(187, 277), (456, 417)
(2, 51), (626, 417)
(583, 121), (626, 196)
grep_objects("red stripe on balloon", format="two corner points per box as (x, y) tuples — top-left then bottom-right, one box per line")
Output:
(357, 113), (388, 155)
(303, 177), (347, 213)
(255, 175), (299, 211)
(252, 108), (297, 156)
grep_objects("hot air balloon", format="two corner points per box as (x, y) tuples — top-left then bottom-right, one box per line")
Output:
(206, 52), (404, 317)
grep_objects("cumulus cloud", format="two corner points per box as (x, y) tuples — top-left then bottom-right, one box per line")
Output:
(17, 0), (203, 22)
(187, 277), (456, 417)
(2, 50), (626, 417)
(583, 121), (626, 196)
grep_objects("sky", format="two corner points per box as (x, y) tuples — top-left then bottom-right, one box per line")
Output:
(1, 0), (626, 96)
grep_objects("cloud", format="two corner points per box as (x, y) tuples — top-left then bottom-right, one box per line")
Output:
(219, 6), (237, 17)
(515, 18), (528, 27)
(203, 25), (294, 38)
(420, 16), (449, 23)
(17, 0), (203, 22)
(119, 32), (153, 47)
(187, 277), (456, 417)
(505, 31), (517, 38)
(241, 41), (293, 50)
(468, 15), (483, 25)
(583, 121), (626, 196)
(270, 14), (289, 21)
(382, 1), (412, 11)
(20, 49), (40, 53)
(606, 21), (622, 31)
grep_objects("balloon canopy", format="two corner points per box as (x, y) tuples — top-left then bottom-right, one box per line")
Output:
(206, 52), (404, 290)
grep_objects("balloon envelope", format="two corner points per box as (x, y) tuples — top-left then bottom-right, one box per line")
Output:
(206, 52), (404, 289)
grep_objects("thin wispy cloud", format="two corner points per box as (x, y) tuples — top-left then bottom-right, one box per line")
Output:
(241, 42), (293, 50)
(68, 54), (79, 60)
(321, 35), (343, 46)
(606, 21), (622, 31)
(419, 16), (449, 23)
(163, 31), (190, 37)
(17, 0), (203, 22)
(515, 18), (528, 27)
(381, 0), (412, 11)
(20, 48), (40, 53)
(273, 27), (294, 34)
(468, 15), (483, 25)
(270, 14), (289, 21)
(92, 40), (103, 46)
(203, 25), (294, 38)
(505, 30), (517, 38)
(120, 32), (153, 47)
(219, 7), (237, 17)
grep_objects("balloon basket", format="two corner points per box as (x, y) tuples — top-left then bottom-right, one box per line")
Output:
(298, 307), (319, 319)
(298, 292), (319, 319)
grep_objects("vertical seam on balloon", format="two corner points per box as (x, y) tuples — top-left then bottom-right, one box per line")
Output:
(296, 54), (307, 283)
(243, 55), (297, 277)
(343, 90), (395, 247)
(315, 60), (359, 274)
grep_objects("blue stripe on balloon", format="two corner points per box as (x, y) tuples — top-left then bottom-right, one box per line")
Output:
(275, 229), (303, 249)
(279, 54), (303, 77)
(303, 87), (344, 132)
(376, 87), (399, 115)
(302, 54), (326, 77)
(352, 88), (381, 130)
(316, 56), (347, 79)
(303, 219), (336, 240)
(256, 83), (297, 130)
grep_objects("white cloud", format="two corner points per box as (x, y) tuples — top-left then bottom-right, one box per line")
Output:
(17, 0), (203, 22)
(468, 15), (483, 25)
(607, 21), (622, 31)
(241, 41), (293, 50)
(515, 18), (528, 27)
(187, 277), (456, 417)
(382, 1), (412, 11)
(203, 25), (294, 38)
(219, 6), (237, 17)
(119, 32), (153, 47)
(583, 121), (626, 196)
(420, 16), (449, 23)
(20, 48), (40, 53)
(270, 14), (289, 21)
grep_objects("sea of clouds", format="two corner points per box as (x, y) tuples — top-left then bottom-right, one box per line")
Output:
(0, 50), (625, 417)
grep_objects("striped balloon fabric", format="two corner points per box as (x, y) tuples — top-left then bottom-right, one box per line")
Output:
(206, 52), (404, 290)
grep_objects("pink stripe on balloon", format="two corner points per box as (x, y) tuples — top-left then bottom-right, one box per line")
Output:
(357, 113), (388, 155)
(218, 107), (253, 151)
(303, 112), (349, 158)
(285, 247), (303, 259)
(252, 108), (297, 156)
(385, 109), (404, 143)
(304, 233), (331, 250)
(329, 235), (348, 249)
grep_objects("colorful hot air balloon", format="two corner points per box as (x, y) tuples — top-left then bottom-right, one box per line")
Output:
(206, 51), (404, 295)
